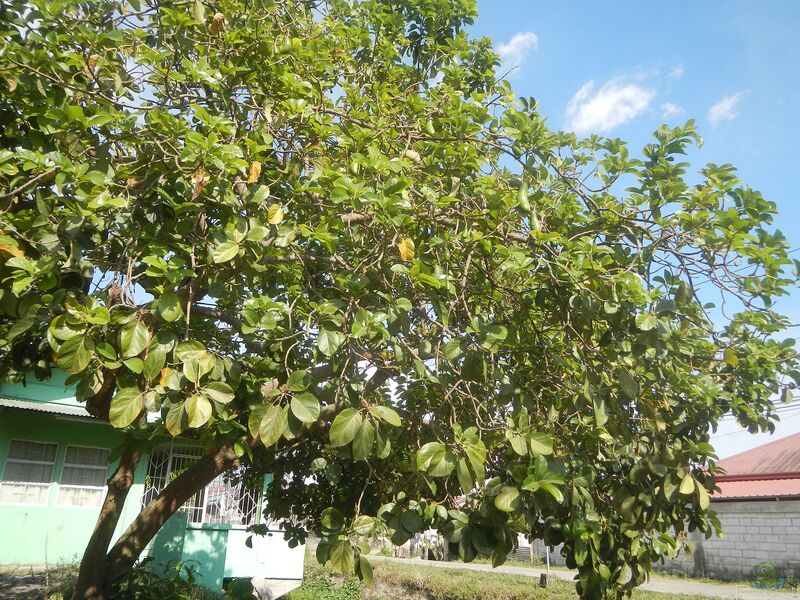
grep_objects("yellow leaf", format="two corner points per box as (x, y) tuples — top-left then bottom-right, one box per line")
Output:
(398, 237), (415, 262)
(159, 367), (172, 387)
(247, 160), (262, 184)
(694, 479), (710, 510)
(679, 472), (694, 495)
(210, 12), (224, 34)
(0, 241), (24, 258)
(192, 0), (205, 23)
(1, 74), (18, 93)
(403, 149), (422, 164)
(267, 203), (284, 225)
(723, 348), (739, 367)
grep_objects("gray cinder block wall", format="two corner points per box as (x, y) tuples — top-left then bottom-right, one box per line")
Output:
(513, 498), (800, 582)
(659, 499), (800, 581)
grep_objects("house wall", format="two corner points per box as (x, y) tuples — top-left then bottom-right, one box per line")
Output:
(514, 499), (800, 582)
(0, 407), (146, 566)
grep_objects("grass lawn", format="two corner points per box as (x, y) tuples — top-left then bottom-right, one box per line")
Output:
(286, 554), (719, 600)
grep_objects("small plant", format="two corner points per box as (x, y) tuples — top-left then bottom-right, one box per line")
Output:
(112, 559), (225, 600)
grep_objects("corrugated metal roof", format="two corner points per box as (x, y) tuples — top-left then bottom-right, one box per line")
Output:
(717, 432), (800, 478)
(713, 432), (800, 499)
(715, 478), (800, 500)
(0, 397), (94, 418)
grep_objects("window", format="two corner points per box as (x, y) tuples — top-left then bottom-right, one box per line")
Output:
(0, 440), (58, 505)
(142, 444), (260, 525)
(57, 446), (110, 507)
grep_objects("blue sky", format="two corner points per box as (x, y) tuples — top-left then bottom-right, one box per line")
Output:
(470, 1), (800, 457)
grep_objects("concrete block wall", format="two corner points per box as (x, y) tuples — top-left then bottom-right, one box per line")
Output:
(514, 499), (800, 582)
(657, 499), (800, 581)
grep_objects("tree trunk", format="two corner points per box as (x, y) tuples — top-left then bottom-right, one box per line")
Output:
(106, 444), (240, 578)
(72, 441), (142, 600)
(71, 443), (239, 599)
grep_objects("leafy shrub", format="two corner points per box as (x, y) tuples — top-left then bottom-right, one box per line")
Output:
(286, 564), (363, 600)
(112, 560), (224, 600)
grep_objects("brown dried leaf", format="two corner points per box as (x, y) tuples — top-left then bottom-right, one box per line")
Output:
(191, 168), (210, 200)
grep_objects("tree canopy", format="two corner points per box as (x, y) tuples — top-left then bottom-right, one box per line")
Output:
(0, 0), (797, 598)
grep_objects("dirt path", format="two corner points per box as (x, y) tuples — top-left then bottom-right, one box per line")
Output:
(370, 556), (800, 600)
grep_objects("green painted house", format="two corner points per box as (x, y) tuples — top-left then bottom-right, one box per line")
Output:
(0, 372), (304, 597)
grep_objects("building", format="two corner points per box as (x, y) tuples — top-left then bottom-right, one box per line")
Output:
(515, 433), (800, 583)
(0, 372), (304, 597)
(671, 432), (800, 582)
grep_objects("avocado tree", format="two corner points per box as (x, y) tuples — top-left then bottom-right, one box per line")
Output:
(0, 0), (797, 598)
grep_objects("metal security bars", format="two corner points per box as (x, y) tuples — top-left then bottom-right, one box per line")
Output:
(141, 443), (261, 526)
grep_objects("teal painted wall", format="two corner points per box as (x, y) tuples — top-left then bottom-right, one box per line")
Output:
(0, 408), (146, 565)
(0, 372), (299, 593)
(0, 373), (145, 565)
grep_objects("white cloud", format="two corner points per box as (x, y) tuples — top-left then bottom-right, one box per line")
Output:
(660, 102), (685, 118)
(496, 32), (538, 71)
(707, 91), (747, 127)
(669, 64), (685, 79)
(565, 77), (655, 134)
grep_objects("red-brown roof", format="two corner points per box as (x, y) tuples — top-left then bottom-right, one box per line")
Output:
(713, 432), (800, 500)
(716, 478), (800, 500)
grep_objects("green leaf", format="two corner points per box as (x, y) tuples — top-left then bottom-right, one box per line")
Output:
(166, 402), (187, 437)
(258, 404), (286, 447)
(456, 458), (474, 493)
(321, 507), (345, 534)
(56, 335), (95, 373)
(287, 369), (310, 392)
(174, 340), (207, 361)
(329, 540), (354, 574)
(352, 420), (375, 460)
(109, 387), (143, 427)
(317, 328), (345, 357)
(527, 432), (553, 456)
(329, 408), (362, 447)
(635, 313), (658, 331)
(351, 515), (375, 535)
(663, 474), (679, 501)
(157, 291), (184, 322)
(183, 352), (214, 383)
(416, 442), (445, 470)
(539, 482), (564, 503)
(119, 320), (149, 358)
(357, 556), (373, 585)
(213, 240), (240, 263)
(143, 347), (167, 382)
(593, 398), (608, 428)
(123, 357), (144, 373)
(494, 486), (521, 513)
(619, 370), (639, 400)
(509, 435), (527, 456)
(444, 339), (464, 360)
(185, 393), (212, 428)
(617, 564), (633, 586)
(203, 381), (235, 403)
(369, 405), (401, 427)
(291, 392), (321, 423)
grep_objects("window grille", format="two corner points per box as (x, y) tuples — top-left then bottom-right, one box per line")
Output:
(0, 440), (58, 505)
(58, 446), (111, 507)
(142, 444), (260, 526)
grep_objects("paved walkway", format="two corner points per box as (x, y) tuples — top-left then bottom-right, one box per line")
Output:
(371, 556), (800, 599)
